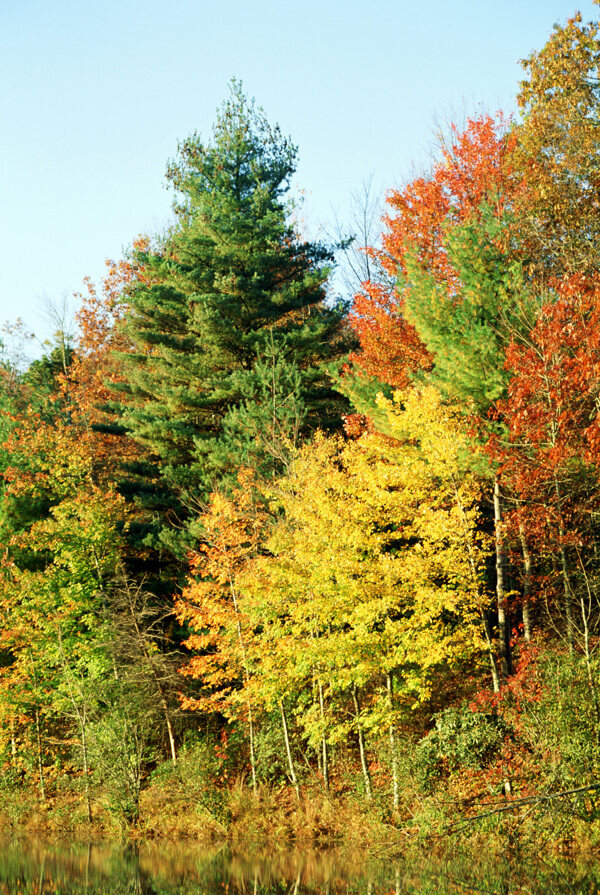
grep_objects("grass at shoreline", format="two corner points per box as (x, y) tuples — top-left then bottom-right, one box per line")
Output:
(3, 776), (600, 861)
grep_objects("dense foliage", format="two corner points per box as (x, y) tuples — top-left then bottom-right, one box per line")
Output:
(3, 20), (600, 847)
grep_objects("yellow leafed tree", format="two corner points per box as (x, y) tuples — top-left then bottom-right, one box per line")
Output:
(244, 386), (490, 804)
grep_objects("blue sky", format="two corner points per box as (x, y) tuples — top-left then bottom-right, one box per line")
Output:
(1, 0), (598, 353)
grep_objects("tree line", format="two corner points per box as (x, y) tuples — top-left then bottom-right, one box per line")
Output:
(1, 16), (600, 837)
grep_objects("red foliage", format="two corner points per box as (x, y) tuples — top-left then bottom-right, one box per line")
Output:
(469, 642), (544, 716)
(348, 114), (515, 388)
(342, 410), (369, 439)
(490, 273), (600, 553)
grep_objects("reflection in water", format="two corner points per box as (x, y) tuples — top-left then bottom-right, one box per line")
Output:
(0, 838), (599, 893)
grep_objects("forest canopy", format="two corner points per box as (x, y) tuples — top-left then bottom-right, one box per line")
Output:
(3, 17), (600, 846)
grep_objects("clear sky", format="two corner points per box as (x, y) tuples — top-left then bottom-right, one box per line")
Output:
(1, 0), (598, 353)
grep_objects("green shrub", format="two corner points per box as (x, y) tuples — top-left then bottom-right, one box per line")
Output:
(415, 706), (511, 784)
(515, 649), (600, 790)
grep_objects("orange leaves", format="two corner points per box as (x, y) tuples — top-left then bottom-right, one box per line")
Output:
(383, 175), (450, 282)
(489, 273), (600, 561)
(175, 470), (266, 718)
(48, 246), (151, 486)
(383, 115), (512, 284)
(348, 281), (430, 388)
(74, 236), (152, 363)
(502, 274), (600, 460)
(348, 114), (513, 390)
(68, 236), (153, 425)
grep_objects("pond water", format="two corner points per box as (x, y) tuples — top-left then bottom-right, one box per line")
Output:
(0, 838), (599, 893)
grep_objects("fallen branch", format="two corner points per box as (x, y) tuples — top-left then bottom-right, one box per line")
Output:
(445, 782), (600, 833)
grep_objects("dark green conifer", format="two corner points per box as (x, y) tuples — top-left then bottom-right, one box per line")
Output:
(114, 82), (349, 551)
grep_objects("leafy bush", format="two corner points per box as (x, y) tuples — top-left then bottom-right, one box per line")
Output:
(515, 649), (600, 791)
(151, 733), (229, 821)
(415, 706), (511, 784)
(88, 704), (155, 826)
(254, 711), (298, 786)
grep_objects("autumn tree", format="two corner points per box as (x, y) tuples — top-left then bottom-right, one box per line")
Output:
(347, 114), (513, 393)
(512, 12), (600, 278)
(492, 275), (600, 662)
(0, 415), (126, 799)
(175, 470), (268, 792)
(244, 387), (489, 806)
(0, 285), (182, 798)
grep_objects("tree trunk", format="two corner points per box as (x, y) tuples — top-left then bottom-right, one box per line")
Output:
(318, 679), (329, 793)
(227, 575), (257, 793)
(519, 523), (533, 642)
(10, 718), (16, 766)
(494, 478), (512, 680)
(246, 707), (258, 793)
(557, 520), (575, 655)
(280, 699), (300, 801)
(482, 612), (501, 694)
(452, 479), (500, 692)
(551, 456), (574, 653)
(125, 588), (178, 765)
(387, 673), (399, 812)
(395, 866), (402, 895)
(34, 707), (46, 803)
(79, 711), (93, 823)
(351, 687), (372, 802)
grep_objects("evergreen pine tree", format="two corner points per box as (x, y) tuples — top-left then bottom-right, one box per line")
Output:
(114, 82), (349, 552)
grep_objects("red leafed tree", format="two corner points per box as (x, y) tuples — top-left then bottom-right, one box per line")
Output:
(491, 273), (600, 654)
(348, 114), (515, 390)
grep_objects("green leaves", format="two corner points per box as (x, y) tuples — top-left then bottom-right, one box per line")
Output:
(404, 204), (531, 421)
(115, 83), (347, 555)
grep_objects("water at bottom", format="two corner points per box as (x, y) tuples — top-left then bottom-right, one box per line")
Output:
(0, 838), (598, 894)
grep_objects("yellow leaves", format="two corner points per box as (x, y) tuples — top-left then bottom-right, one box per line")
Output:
(244, 385), (489, 723)
(177, 387), (492, 739)
(513, 12), (600, 275)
